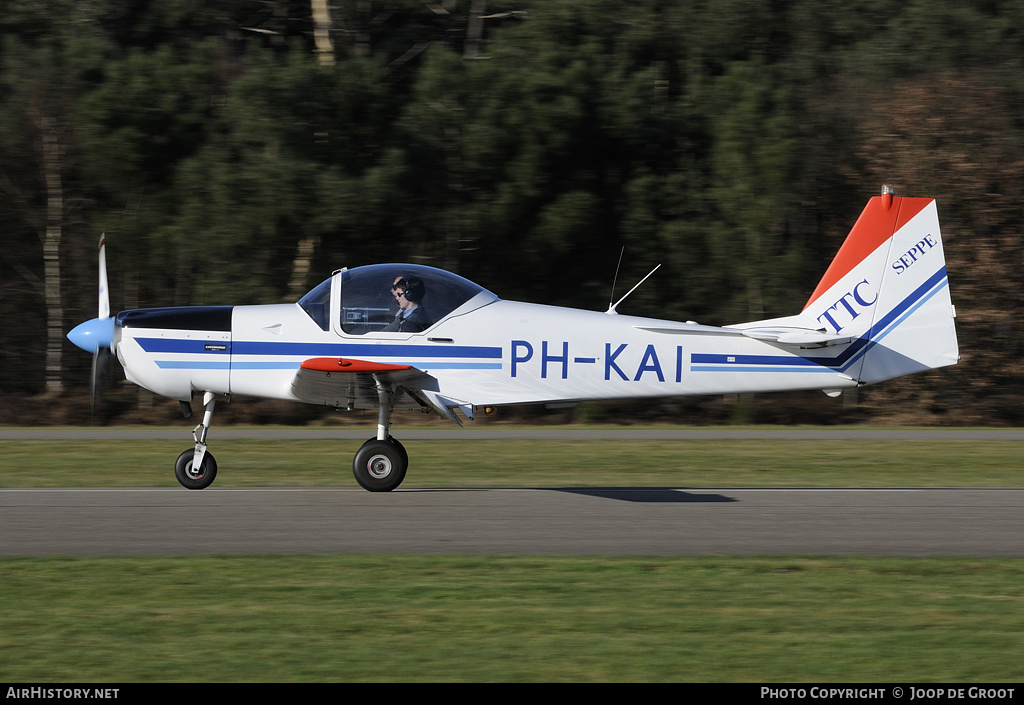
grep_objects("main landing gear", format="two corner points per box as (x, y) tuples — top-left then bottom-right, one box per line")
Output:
(352, 375), (409, 492)
(353, 436), (407, 492)
(172, 380), (410, 492)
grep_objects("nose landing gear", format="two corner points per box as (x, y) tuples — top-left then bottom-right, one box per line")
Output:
(174, 391), (219, 490)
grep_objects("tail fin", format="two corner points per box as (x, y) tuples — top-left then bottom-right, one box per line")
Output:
(801, 187), (959, 384)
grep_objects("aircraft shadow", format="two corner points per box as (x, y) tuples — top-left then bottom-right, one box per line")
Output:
(554, 488), (736, 503)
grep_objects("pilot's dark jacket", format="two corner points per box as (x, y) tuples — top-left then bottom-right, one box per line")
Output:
(384, 306), (431, 333)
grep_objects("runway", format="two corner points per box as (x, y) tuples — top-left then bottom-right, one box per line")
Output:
(3, 486), (1021, 557)
(3, 429), (1021, 558)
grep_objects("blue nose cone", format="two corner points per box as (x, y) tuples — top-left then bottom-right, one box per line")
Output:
(68, 317), (115, 354)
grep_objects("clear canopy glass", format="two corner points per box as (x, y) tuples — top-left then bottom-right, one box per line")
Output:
(299, 263), (498, 334)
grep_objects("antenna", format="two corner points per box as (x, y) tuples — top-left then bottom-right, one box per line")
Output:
(608, 246), (625, 311)
(606, 263), (661, 314)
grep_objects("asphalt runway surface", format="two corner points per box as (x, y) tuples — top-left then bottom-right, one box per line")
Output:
(3, 487), (1021, 557)
(2, 429), (1022, 558)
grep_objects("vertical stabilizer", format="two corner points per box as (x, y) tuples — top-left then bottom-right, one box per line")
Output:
(801, 188), (958, 384)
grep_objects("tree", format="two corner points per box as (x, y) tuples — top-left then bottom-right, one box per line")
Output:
(0, 6), (110, 394)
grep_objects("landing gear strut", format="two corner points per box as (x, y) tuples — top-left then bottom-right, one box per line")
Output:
(174, 391), (218, 490)
(352, 375), (408, 492)
(169, 385), (409, 492)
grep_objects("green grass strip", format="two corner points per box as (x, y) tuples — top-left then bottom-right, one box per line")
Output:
(1, 438), (1022, 488)
(2, 556), (1022, 682)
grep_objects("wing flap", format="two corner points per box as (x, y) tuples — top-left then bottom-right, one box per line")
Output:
(406, 389), (474, 427)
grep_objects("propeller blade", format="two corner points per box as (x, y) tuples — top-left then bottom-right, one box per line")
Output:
(83, 233), (112, 415)
(90, 346), (110, 415)
(98, 233), (109, 320)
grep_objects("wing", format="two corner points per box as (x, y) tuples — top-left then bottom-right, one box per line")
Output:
(291, 357), (474, 425)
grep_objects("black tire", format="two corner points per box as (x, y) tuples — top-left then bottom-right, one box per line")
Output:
(174, 448), (218, 490)
(366, 435), (408, 468)
(390, 437), (408, 468)
(353, 439), (407, 492)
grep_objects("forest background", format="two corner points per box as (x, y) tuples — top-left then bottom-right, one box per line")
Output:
(1, 0), (1021, 427)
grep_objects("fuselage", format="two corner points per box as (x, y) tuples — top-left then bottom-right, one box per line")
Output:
(72, 240), (957, 412)
(109, 294), (858, 409)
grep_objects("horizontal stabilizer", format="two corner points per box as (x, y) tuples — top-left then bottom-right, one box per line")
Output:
(634, 324), (742, 337)
(740, 328), (854, 349)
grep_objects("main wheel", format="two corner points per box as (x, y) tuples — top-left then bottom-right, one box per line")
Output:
(174, 448), (218, 490)
(365, 435), (408, 468)
(353, 439), (407, 492)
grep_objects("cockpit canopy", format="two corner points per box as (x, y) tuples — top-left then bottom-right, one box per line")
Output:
(298, 263), (498, 334)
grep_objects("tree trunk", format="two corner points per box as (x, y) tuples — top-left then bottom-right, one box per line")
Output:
(39, 115), (64, 395)
(287, 235), (320, 301)
(356, 1), (372, 58)
(464, 1), (486, 59)
(311, 0), (335, 66)
(290, 1), (335, 299)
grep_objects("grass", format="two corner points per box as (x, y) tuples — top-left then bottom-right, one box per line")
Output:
(0, 437), (1021, 488)
(2, 429), (1022, 682)
(2, 556), (1023, 682)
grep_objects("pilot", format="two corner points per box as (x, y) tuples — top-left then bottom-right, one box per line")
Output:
(385, 276), (432, 332)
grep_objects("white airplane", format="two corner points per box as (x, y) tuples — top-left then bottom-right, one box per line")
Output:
(68, 186), (959, 491)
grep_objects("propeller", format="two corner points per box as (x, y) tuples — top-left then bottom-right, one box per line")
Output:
(92, 233), (111, 411)
(67, 234), (116, 412)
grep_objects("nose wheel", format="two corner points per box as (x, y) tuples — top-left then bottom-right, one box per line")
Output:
(174, 448), (218, 490)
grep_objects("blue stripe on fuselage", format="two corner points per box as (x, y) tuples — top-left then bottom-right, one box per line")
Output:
(138, 338), (503, 371)
(155, 360), (501, 370)
(136, 339), (230, 354)
(155, 361), (233, 369)
(232, 341), (502, 358)
(137, 338), (501, 359)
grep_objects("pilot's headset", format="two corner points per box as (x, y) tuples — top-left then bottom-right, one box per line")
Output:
(396, 277), (425, 304)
